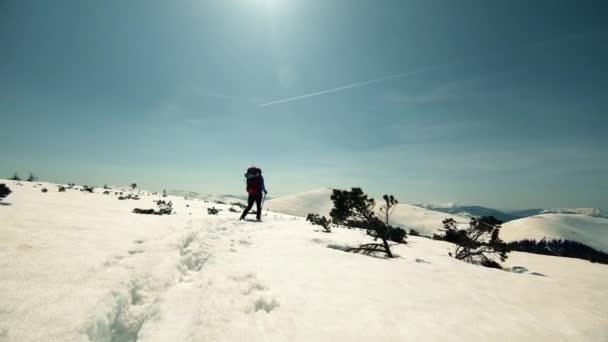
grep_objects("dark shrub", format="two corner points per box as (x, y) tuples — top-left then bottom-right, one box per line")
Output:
(306, 213), (332, 233)
(133, 208), (155, 215)
(133, 200), (173, 216)
(442, 227), (470, 245)
(229, 207), (239, 213)
(10, 173), (20, 181)
(409, 229), (420, 237)
(208, 207), (220, 215)
(0, 184), (12, 200)
(388, 227), (407, 243)
(41, 188), (48, 193)
(155, 200), (173, 215)
(432, 234), (444, 240)
(118, 194), (140, 200)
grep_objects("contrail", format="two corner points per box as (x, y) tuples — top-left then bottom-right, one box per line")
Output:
(258, 66), (440, 107)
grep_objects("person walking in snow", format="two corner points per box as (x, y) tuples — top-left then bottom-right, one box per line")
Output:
(239, 167), (267, 221)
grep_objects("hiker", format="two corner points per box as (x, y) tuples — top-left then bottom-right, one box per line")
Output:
(239, 167), (267, 221)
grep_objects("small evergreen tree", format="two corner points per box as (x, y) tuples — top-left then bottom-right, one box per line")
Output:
(441, 216), (509, 267)
(27, 172), (37, 182)
(379, 194), (398, 225)
(330, 188), (404, 257)
(10, 172), (20, 181)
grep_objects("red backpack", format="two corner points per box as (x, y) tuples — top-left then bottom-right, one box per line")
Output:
(245, 167), (262, 194)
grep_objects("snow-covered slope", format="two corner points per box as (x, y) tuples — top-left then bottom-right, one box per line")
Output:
(502, 214), (608, 252)
(1, 180), (607, 341)
(388, 203), (468, 236)
(266, 188), (472, 236)
(265, 187), (335, 217)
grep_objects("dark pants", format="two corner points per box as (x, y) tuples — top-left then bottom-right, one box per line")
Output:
(240, 192), (263, 220)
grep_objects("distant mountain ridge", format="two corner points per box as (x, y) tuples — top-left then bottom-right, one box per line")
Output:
(539, 208), (606, 218)
(416, 203), (607, 221)
(415, 203), (521, 222)
(166, 190), (246, 204)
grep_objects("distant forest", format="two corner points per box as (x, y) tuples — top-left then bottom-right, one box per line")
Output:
(508, 239), (608, 265)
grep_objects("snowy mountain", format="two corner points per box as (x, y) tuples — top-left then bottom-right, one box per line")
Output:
(265, 187), (335, 217)
(1, 180), (607, 340)
(540, 208), (606, 218)
(415, 203), (521, 222)
(501, 214), (608, 252)
(266, 188), (469, 236)
(416, 203), (607, 222)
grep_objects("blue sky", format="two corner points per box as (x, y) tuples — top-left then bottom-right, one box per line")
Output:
(1, 0), (606, 209)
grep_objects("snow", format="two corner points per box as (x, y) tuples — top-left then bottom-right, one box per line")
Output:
(1, 180), (607, 341)
(265, 187), (335, 218)
(501, 214), (608, 252)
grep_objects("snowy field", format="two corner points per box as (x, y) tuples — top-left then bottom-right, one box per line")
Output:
(1, 180), (607, 341)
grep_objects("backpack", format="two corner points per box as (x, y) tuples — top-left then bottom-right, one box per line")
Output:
(245, 167), (262, 194)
